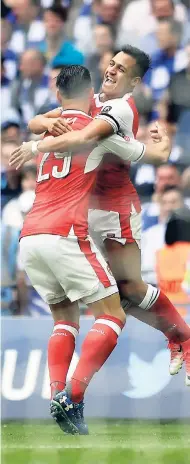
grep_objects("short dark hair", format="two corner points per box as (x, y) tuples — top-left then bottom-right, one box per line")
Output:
(120, 45), (151, 78)
(44, 5), (68, 22)
(165, 207), (190, 245)
(56, 65), (92, 99)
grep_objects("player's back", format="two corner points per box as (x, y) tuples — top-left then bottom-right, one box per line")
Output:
(21, 111), (95, 239)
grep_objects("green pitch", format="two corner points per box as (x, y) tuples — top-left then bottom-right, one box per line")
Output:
(2, 420), (190, 464)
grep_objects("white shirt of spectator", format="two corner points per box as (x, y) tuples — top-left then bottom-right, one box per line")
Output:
(9, 20), (45, 55)
(118, 0), (188, 43)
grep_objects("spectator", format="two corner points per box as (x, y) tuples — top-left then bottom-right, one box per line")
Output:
(37, 65), (62, 114)
(74, 0), (123, 56)
(117, 0), (188, 50)
(86, 25), (114, 91)
(156, 207), (190, 308)
(2, 166), (36, 315)
(159, 42), (190, 164)
(7, 0), (45, 56)
(1, 108), (22, 144)
(2, 166), (36, 227)
(141, 186), (184, 284)
(1, 57), (11, 114)
(10, 49), (49, 125)
(159, 41), (190, 121)
(181, 167), (190, 198)
(1, 19), (17, 81)
(37, 5), (84, 65)
(141, 164), (181, 230)
(1, 142), (22, 210)
(144, 19), (187, 119)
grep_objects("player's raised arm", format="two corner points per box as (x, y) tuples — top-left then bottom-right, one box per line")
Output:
(98, 123), (171, 165)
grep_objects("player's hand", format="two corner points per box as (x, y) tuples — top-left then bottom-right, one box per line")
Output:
(9, 141), (34, 170)
(47, 118), (72, 136)
(149, 121), (167, 143)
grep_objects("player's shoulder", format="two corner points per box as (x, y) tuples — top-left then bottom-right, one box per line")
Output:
(100, 97), (135, 118)
(62, 110), (92, 129)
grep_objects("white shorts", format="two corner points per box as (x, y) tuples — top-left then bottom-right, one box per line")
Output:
(20, 233), (118, 305)
(88, 206), (141, 249)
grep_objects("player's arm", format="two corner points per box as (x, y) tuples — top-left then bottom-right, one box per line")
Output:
(9, 117), (115, 169)
(28, 108), (72, 136)
(36, 118), (114, 152)
(99, 123), (171, 165)
(9, 100), (126, 168)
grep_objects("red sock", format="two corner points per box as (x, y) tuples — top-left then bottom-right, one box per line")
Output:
(48, 320), (79, 399)
(149, 291), (190, 343)
(181, 337), (190, 353)
(70, 315), (124, 403)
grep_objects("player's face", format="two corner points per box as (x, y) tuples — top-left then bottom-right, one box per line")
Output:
(156, 167), (180, 193)
(102, 51), (141, 98)
(160, 191), (183, 221)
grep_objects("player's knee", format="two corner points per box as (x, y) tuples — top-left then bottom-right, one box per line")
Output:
(50, 300), (79, 324)
(104, 294), (126, 325)
(90, 293), (126, 325)
(116, 307), (126, 325)
(119, 280), (147, 304)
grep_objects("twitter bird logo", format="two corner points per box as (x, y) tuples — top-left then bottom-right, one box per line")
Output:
(123, 350), (171, 399)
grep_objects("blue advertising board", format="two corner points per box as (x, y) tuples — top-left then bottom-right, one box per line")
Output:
(1, 313), (190, 420)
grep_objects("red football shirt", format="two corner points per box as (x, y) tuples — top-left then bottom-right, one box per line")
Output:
(20, 110), (96, 239)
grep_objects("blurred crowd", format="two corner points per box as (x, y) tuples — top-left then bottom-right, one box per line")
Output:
(1, 0), (190, 316)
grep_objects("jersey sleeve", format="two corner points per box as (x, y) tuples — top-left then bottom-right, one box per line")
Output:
(84, 134), (145, 173)
(99, 134), (145, 163)
(95, 99), (135, 135)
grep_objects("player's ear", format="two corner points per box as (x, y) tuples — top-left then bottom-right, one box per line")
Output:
(56, 89), (62, 105)
(131, 76), (141, 88)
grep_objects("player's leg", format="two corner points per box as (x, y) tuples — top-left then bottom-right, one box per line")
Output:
(20, 236), (80, 397)
(105, 238), (190, 380)
(49, 233), (125, 427)
(20, 235), (81, 434)
(89, 208), (190, 381)
(48, 299), (79, 399)
(69, 291), (125, 403)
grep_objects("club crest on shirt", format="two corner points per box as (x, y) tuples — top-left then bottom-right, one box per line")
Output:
(124, 135), (131, 142)
(101, 106), (112, 114)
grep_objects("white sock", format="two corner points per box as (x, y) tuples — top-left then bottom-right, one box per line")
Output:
(139, 284), (160, 310)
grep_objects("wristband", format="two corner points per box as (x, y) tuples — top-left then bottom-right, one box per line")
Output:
(31, 141), (40, 156)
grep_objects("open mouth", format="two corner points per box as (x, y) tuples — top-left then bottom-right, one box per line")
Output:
(104, 76), (116, 86)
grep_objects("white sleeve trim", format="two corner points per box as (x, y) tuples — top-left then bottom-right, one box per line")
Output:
(99, 134), (145, 163)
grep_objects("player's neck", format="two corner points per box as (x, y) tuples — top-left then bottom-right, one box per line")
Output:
(61, 99), (89, 115)
(99, 90), (132, 102)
